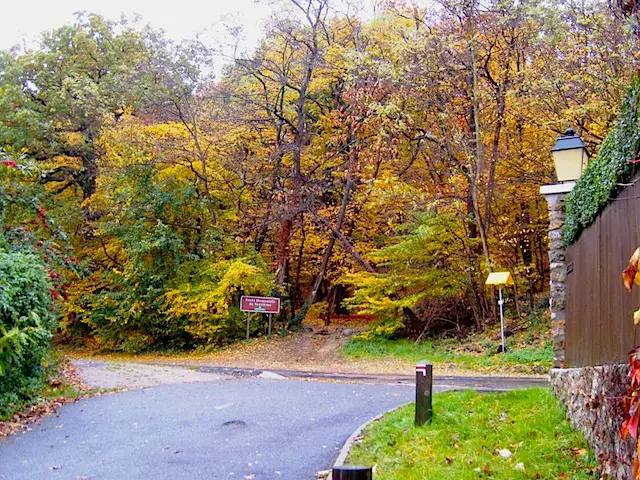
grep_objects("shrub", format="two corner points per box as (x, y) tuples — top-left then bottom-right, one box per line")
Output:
(0, 251), (55, 419)
(163, 257), (275, 346)
(355, 318), (405, 340)
(503, 341), (553, 364)
(564, 75), (640, 245)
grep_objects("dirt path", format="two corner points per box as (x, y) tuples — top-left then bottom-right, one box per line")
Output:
(72, 359), (226, 389)
(66, 326), (547, 379)
(71, 331), (451, 376)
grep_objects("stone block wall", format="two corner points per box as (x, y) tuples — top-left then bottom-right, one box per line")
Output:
(543, 185), (635, 478)
(543, 191), (567, 368)
(551, 366), (633, 479)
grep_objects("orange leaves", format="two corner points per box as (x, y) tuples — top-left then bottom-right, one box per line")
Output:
(622, 247), (640, 325)
(622, 251), (640, 446)
(622, 348), (640, 441)
(623, 247), (640, 292)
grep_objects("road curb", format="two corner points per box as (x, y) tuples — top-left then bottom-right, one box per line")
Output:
(329, 402), (411, 479)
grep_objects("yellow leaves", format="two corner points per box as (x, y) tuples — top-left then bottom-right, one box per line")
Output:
(623, 247), (640, 293)
(623, 248), (640, 325)
(161, 258), (275, 343)
(128, 300), (145, 316)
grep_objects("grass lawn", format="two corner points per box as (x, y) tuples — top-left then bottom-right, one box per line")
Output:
(347, 388), (596, 479)
(341, 336), (552, 375)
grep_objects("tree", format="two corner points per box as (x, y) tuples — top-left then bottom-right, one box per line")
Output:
(0, 14), (168, 221)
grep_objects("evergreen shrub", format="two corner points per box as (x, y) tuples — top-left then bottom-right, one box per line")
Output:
(564, 75), (640, 244)
(0, 251), (55, 419)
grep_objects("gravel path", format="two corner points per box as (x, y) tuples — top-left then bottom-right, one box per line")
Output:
(71, 359), (226, 389)
(71, 359), (547, 391)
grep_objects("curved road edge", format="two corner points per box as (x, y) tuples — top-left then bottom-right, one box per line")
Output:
(329, 401), (411, 476)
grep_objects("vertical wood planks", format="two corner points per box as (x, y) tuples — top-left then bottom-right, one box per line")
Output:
(565, 175), (640, 367)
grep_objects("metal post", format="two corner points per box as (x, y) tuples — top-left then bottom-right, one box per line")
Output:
(246, 312), (251, 341)
(332, 466), (372, 480)
(498, 287), (506, 353)
(268, 313), (272, 338)
(415, 361), (433, 426)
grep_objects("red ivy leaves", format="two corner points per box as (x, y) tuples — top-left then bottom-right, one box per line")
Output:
(623, 347), (640, 440)
(1, 159), (17, 168)
(622, 249), (640, 440)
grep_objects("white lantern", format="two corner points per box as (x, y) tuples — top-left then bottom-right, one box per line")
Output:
(551, 128), (590, 183)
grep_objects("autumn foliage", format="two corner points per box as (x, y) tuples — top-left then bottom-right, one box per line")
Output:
(621, 247), (640, 478)
(0, 1), (639, 353)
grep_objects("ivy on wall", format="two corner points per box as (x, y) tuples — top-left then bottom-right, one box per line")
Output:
(564, 75), (640, 245)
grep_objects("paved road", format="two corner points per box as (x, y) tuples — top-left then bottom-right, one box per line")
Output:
(0, 377), (415, 480)
(193, 365), (548, 390)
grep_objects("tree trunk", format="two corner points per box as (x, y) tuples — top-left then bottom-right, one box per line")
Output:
(292, 153), (356, 326)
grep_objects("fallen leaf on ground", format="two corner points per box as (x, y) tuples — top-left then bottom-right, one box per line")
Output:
(0, 357), (90, 439)
(497, 448), (512, 458)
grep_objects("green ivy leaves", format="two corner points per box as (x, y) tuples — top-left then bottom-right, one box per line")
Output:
(564, 75), (640, 245)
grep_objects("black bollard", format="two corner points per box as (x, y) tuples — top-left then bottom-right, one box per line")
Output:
(415, 360), (433, 426)
(332, 465), (373, 480)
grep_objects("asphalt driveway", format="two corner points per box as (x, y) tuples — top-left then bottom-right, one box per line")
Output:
(0, 377), (414, 480)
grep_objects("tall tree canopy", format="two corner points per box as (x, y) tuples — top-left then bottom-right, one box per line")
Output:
(0, 0), (637, 350)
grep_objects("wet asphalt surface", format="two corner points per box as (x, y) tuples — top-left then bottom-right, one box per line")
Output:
(0, 377), (416, 480)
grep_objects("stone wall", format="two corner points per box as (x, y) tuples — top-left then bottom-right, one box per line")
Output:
(551, 366), (634, 479)
(542, 181), (640, 476)
(543, 191), (567, 368)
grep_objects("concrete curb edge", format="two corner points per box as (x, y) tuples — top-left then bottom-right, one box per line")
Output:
(330, 401), (412, 478)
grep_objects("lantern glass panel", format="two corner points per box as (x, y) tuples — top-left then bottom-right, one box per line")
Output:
(552, 148), (587, 182)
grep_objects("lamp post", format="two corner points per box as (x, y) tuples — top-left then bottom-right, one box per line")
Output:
(540, 127), (589, 369)
(550, 128), (590, 183)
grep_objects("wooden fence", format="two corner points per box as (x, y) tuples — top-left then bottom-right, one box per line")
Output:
(565, 175), (640, 367)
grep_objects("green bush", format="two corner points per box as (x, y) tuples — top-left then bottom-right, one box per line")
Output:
(0, 251), (55, 419)
(163, 257), (275, 346)
(564, 75), (640, 245)
(355, 318), (405, 340)
(503, 341), (553, 364)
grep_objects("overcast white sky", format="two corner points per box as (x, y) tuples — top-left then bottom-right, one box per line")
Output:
(1, 0), (378, 69)
(1, 0), (280, 72)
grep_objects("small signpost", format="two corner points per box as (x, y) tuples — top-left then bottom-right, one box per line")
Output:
(240, 296), (280, 340)
(485, 272), (514, 354)
(415, 361), (433, 426)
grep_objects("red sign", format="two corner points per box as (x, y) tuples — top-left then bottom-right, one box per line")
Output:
(240, 296), (280, 314)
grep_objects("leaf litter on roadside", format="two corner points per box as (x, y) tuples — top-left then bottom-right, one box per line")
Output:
(0, 357), (91, 438)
